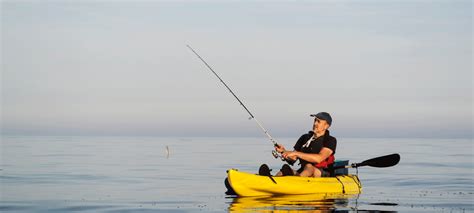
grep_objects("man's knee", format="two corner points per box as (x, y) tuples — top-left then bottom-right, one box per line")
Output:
(304, 163), (315, 170)
(304, 164), (323, 177)
(313, 168), (322, 177)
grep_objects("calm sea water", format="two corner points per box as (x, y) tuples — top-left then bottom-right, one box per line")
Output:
(1, 136), (472, 212)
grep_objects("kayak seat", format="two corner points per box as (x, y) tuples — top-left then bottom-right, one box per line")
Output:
(327, 160), (349, 177)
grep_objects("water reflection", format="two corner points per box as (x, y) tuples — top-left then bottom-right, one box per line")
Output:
(228, 194), (352, 212)
(228, 194), (398, 213)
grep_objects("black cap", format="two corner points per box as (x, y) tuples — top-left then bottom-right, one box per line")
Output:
(310, 112), (332, 126)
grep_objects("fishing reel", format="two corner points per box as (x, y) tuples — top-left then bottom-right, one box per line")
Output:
(272, 150), (296, 166)
(271, 150), (281, 159)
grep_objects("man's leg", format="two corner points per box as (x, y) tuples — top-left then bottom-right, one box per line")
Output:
(299, 164), (322, 177)
(275, 164), (296, 176)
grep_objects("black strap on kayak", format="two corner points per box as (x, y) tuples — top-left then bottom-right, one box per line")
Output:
(351, 175), (362, 194)
(268, 176), (277, 184)
(335, 176), (346, 194)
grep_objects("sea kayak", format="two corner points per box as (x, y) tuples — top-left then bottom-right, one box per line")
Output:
(226, 169), (362, 197)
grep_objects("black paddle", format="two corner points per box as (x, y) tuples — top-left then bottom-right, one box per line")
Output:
(334, 153), (400, 170)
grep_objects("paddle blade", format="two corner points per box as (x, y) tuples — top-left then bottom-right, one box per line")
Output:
(355, 153), (400, 168)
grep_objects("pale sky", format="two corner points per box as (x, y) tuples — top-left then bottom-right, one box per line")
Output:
(2, 1), (472, 138)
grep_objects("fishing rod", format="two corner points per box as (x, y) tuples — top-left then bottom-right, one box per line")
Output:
(187, 45), (294, 164)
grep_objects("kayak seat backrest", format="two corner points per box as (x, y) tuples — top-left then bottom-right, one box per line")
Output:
(328, 160), (349, 177)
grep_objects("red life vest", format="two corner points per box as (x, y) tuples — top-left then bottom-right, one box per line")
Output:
(314, 155), (335, 168)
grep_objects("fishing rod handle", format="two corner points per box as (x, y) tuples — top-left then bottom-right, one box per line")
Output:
(272, 147), (297, 166)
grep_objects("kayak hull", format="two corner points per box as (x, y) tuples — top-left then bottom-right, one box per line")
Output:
(227, 169), (362, 197)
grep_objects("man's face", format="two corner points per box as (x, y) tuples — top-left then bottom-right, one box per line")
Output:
(313, 118), (329, 133)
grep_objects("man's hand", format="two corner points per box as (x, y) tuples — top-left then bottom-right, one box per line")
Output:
(282, 151), (298, 161)
(275, 144), (286, 153)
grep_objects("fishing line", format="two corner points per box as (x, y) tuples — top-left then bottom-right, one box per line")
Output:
(187, 45), (291, 163)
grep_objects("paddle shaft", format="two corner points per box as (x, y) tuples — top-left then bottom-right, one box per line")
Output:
(332, 153), (400, 170)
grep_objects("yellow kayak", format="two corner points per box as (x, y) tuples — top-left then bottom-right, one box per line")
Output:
(227, 169), (362, 197)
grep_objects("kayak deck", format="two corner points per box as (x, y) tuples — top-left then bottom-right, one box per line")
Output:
(227, 169), (362, 197)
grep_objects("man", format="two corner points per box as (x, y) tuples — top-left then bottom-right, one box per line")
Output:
(259, 112), (337, 177)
